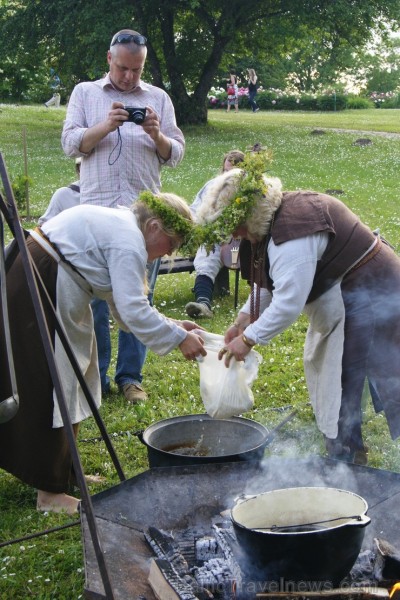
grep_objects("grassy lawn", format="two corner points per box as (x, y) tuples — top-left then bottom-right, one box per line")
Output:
(0, 104), (400, 598)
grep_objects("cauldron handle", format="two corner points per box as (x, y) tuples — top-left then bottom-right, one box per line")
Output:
(347, 514), (371, 527)
(233, 493), (257, 505)
(134, 429), (145, 444)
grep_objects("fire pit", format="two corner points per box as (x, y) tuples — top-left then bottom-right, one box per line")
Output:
(81, 456), (400, 599)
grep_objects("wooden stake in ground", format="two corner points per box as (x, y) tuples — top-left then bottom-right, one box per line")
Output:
(22, 127), (30, 218)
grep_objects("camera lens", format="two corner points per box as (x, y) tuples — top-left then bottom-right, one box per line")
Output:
(132, 111), (145, 124)
(124, 107), (146, 124)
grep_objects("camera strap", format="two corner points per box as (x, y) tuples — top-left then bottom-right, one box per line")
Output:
(108, 127), (122, 165)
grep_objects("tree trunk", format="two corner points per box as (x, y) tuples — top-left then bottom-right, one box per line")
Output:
(171, 92), (208, 126)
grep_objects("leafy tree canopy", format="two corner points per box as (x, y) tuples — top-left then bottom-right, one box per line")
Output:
(1, 0), (400, 123)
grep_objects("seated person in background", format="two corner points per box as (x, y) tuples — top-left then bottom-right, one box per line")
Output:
(186, 149), (245, 318)
(38, 158), (81, 225)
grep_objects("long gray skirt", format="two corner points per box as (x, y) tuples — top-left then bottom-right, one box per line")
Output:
(339, 241), (400, 449)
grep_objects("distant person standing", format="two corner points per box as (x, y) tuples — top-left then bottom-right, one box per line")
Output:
(247, 68), (259, 113)
(226, 70), (239, 113)
(44, 69), (61, 108)
(61, 28), (185, 404)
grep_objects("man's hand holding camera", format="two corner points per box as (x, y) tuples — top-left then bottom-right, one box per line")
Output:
(108, 102), (171, 161)
(140, 106), (159, 137)
(140, 107), (171, 159)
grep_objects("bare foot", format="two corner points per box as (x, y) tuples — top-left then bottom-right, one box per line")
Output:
(37, 490), (80, 515)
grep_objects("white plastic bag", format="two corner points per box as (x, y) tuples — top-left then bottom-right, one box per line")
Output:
(196, 331), (262, 419)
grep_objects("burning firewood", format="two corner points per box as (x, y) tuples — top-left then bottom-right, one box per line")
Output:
(145, 527), (213, 599)
(145, 526), (189, 575)
(373, 539), (400, 583)
(148, 558), (201, 600)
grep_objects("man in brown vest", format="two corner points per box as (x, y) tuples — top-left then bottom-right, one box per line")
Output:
(196, 156), (400, 466)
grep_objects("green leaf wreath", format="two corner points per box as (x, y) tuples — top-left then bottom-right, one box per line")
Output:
(194, 149), (272, 252)
(138, 149), (272, 255)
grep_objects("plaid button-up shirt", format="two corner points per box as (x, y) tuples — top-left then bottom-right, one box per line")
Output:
(61, 74), (185, 207)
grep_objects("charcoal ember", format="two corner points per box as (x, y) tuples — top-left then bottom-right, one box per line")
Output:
(212, 524), (243, 586)
(193, 557), (236, 598)
(343, 549), (377, 586)
(181, 574), (214, 599)
(196, 536), (224, 562)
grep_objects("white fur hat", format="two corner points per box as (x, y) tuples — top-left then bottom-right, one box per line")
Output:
(195, 168), (283, 239)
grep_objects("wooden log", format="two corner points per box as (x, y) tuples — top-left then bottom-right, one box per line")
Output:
(373, 538), (400, 582)
(148, 558), (199, 600)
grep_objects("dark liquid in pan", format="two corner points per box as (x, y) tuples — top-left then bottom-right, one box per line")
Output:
(162, 443), (210, 457)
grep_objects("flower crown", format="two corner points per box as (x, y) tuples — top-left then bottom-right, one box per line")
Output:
(195, 149), (272, 252)
(138, 190), (196, 253)
(137, 151), (273, 256)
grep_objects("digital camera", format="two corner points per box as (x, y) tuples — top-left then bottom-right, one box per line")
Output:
(124, 106), (146, 124)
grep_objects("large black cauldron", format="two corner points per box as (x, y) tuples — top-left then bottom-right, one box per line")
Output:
(138, 413), (270, 467)
(231, 486), (371, 586)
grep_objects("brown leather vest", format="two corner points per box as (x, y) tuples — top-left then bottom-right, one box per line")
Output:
(239, 191), (376, 303)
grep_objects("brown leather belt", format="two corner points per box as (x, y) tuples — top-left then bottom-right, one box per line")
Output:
(347, 237), (382, 276)
(34, 226), (60, 257)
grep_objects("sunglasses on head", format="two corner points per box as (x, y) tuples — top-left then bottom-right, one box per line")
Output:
(110, 33), (147, 47)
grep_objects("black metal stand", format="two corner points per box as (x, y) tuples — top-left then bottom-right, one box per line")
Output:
(0, 152), (125, 599)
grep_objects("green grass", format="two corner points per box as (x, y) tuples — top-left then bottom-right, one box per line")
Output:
(1, 104), (400, 598)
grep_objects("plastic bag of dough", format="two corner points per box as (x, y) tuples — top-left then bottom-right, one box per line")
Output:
(196, 331), (262, 419)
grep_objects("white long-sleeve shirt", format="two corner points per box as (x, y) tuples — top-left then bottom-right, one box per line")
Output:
(39, 204), (187, 354)
(241, 233), (329, 344)
(32, 204), (188, 426)
(239, 232), (348, 439)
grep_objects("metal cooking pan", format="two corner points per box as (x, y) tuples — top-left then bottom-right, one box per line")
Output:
(138, 413), (271, 467)
(231, 486), (370, 585)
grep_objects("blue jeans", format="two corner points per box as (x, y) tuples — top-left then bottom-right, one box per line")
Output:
(248, 91), (258, 112)
(92, 258), (161, 393)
